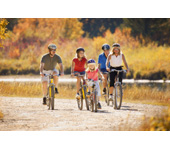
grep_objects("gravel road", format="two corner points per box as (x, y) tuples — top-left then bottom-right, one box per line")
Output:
(0, 97), (167, 131)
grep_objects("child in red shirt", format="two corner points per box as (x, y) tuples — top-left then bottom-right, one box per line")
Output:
(71, 47), (87, 99)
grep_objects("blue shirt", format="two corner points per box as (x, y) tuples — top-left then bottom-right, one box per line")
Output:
(98, 53), (110, 71)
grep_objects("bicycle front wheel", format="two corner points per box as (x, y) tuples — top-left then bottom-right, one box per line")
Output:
(50, 85), (55, 110)
(83, 86), (89, 110)
(77, 89), (83, 110)
(94, 91), (98, 112)
(114, 83), (122, 110)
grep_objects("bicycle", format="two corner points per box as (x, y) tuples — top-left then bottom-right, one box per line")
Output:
(73, 74), (89, 111)
(108, 69), (126, 110)
(44, 73), (59, 110)
(87, 79), (102, 112)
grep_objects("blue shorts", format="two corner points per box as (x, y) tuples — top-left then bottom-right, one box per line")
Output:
(100, 69), (108, 74)
(74, 71), (85, 76)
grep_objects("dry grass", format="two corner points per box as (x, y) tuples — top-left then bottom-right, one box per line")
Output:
(0, 82), (170, 106)
(123, 85), (170, 106)
(139, 107), (170, 131)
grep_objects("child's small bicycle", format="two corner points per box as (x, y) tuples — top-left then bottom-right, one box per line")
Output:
(87, 79), (102, 112)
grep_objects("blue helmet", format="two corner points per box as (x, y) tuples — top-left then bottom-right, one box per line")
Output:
(87, 59), (96, 64)
(102, 44), (110, 51)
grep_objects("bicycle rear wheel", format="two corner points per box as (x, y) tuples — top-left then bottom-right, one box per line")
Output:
(77, 89), (83, 110)
(114, 83), (122, 110)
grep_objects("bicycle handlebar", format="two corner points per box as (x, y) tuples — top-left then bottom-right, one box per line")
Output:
(44, 73), (60, 77)
(109, 69), (127, 73)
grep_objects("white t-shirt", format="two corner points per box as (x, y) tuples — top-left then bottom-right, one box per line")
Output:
(110, 54), (122, 67)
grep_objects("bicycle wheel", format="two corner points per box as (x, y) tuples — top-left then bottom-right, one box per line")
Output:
(89, 97), (94, 112)
(83, 86), (89, 110)
(114, 83), (122, 110)
(94, 91), (98, 112)
(106, 84), (110, 106)
(51, 85), (55, 110)
(77, 88), (83, 110)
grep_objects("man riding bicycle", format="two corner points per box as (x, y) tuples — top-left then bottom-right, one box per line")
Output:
(98, 43), (110, 95)
(40, 44), (64, 105)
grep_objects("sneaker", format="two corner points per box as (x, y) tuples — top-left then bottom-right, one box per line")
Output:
(102, 88), (106, 96)
(98, 102), (102, 109)
(109, 95), (113, 101)
(76, 93), (80, 100)
(43, 97), (46, 105)
(55, 87), (59, 94)
(86, 91), (91, 98)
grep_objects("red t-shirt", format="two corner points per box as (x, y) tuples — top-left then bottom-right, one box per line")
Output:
(73, 57), (87, 72)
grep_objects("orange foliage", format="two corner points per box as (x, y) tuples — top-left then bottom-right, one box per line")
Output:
(8, 48), (20, 58)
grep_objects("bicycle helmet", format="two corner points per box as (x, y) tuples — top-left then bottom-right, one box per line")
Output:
(112, 43), (120, 49)
(102, 44), (110, 51)
(76, 47), (85, 53)
(48, 44), (57, 50)
(87, 59), (96, 65)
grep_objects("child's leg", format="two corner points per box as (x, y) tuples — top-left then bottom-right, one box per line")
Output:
(76, 76), (81, 93)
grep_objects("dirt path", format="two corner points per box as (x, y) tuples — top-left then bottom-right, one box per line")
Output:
(0, 97), (167, 131)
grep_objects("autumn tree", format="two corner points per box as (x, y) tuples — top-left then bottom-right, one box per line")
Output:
(0, 18), (9, 47)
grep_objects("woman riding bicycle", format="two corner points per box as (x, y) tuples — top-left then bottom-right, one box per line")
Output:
(86, 59), (105, 109)
(71, 47), (87, 99)
(106, 43), (130, 101)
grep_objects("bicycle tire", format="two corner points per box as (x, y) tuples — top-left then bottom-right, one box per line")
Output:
(89, 98), (94, 112)
(77, 88), (83, 110)
(94, 91), (98, 112)
(51, 85), (55, 110)
(114, 83), (122, 110)
(106, 84), (110, 106)
(83, 86), (89, 110)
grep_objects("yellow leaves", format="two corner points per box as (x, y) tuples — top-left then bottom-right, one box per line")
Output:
(0, 18), (9, 47)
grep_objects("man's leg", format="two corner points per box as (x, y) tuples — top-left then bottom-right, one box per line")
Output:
(42, 81), (48, 104)
(53, 71), (59, 93)
(102, 73), (108, 95)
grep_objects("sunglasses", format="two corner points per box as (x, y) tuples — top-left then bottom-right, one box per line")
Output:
(50, 49), (56, 52)
(113, 48), (120, 51)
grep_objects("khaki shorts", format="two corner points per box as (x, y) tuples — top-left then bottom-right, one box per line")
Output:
(87, 81), (101, 97)
(41, 69), (59, 82)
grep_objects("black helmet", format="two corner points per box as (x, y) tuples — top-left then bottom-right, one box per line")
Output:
(112, 43), (120, 48)
(102, 44), (110, 51)
(76, 47), (85, 53)
(48, 44), (57, 50)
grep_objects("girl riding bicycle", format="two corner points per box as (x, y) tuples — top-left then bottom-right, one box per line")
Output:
(71, 47), (87, 99)
(86, 59), (105, 109)
(106, 43), (130, 101)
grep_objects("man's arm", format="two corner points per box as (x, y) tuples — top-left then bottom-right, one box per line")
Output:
(40, 62), (45, 77)
(58, 63), (64, 76)
(106, 54), (111, 71)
